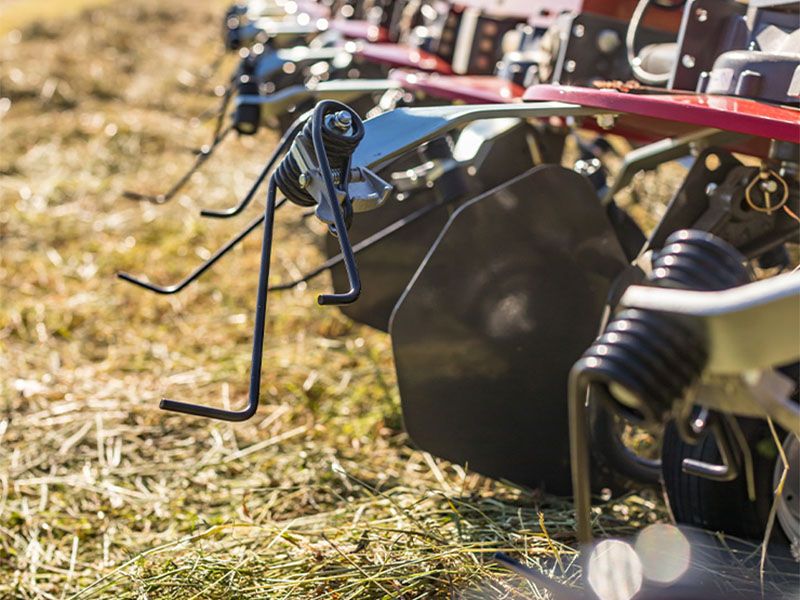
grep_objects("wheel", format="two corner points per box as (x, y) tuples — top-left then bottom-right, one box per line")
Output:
(590, 400), (662, 493)
(775, 434), (800, 550)
(661, 417), (799, 547)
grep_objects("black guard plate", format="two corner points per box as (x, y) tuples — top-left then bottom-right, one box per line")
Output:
(326, 183), (454, 332)
(327, 122), (551, 331)
(390, 165), (628, 494)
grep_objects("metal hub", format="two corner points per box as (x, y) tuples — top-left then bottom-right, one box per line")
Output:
(774, 434), (800, 556)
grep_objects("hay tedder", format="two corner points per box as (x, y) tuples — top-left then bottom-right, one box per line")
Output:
(120, 0), (800, 591)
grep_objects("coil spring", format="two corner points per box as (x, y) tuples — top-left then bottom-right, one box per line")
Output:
(274, 106), (365, 208)
(580, 230), (751, 425)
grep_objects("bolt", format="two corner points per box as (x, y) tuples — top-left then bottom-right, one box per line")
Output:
(695, 8), (708, 22)
(596, 114), (615, 130)
(298, 173), (310, 188)
(330, 110), (352, 131)
(681, 54), (696, 69)
(597, 29), (620, 54)
(705, 182), (718, 197)
(761, 179), (779, 193)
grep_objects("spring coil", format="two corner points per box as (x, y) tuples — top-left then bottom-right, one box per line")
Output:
(274, 106), (365, 208)
(579, 230), (751, 425)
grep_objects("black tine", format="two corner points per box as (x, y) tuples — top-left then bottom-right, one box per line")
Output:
(269, 199), (442, 292)
(159, 179), (280, 421)
(201, 112), (310, 219)
(122, 124), (233, 205)
(117, 199), (286, 295)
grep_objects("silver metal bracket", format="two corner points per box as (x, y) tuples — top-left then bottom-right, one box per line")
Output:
(685, 370), (799, 437)
(288, 137), (391, 224)
(352, 102), (604, 171)
(348, 167), (392, 213)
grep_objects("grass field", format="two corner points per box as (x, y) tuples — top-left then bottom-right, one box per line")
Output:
(0, 1), (115, 35)
(0, 1), (667, 597)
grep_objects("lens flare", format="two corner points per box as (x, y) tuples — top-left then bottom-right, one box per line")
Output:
(587, 540), (643, 600)
(635, 524), (691, 585)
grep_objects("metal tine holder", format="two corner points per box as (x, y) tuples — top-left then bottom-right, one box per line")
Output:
(150, 100), (391, 420)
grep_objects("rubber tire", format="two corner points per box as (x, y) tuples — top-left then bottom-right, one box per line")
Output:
(591, 400), (662, 494)
(661, 417), (780, 541)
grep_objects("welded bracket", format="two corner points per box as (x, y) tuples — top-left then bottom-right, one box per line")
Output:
(685, 371), (799, 438)
(287, 128), (392, 224)
(601, 128), (745, 206)
(388, 119), (523, 193)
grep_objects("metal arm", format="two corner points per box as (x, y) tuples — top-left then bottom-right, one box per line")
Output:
(235, 78), (401, 121)
(570, 271), (800, 544)
(620, 272), (800, 374)
(351, 102), (599, 171)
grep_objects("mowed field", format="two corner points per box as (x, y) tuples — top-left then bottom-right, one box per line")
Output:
(0, 1), (663, 597)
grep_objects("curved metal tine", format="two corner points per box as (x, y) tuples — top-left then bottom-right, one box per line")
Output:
(310, 105), (360, 305)
(191, 70), (237, 132)
(196, 47), (227, 81)
(123, 125), (234, 204)
(160, 179), (279, 421)
(117, 199), (287, 295)
(200, 158), (272, 219)
(682, 416), (740, 482)
(201, 114), (308, 219)
(269, 198), (443, 292)
(209, 83), (235, 142)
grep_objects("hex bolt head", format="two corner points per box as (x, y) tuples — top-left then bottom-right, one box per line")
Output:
(331, 110), (352, 131)
(298, 173), (310, 188)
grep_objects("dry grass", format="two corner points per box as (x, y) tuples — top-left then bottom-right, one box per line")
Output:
(0, 0), (116, 35)
(0, 2), (665, 597)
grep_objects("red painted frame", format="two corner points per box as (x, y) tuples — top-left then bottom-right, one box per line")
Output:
(390, 71), (524, 104)
(524, 85), (800, 144)
(356, 44), (454, 74)
(329, 19), (389, 43)
(582, 0), (683, 30)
